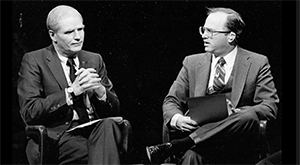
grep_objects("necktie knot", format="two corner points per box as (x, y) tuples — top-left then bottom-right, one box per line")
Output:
(67, 57), (76, 83)
(67, 57), (76, 67)
(218, 57), (226, 66)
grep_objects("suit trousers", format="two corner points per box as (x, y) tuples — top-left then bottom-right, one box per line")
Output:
(173, 110), (261, 164)
(58, 118), (122, 165)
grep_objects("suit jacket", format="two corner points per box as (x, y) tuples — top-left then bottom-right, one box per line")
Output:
(18, 45), (120, 141)
(162, 47), (279, 142)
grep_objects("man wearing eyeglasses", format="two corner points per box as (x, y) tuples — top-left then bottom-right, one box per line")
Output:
(146, 7), (279, 164)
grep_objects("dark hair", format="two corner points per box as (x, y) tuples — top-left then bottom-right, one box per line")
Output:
(207, 7), (245, 44)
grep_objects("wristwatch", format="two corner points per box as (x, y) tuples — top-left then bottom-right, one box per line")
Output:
(67, 87), (76, 99)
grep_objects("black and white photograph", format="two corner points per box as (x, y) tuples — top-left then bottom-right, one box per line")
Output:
(3, 0), (299, 164)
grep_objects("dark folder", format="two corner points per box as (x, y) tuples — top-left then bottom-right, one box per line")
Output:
(186, 94), (228, 126)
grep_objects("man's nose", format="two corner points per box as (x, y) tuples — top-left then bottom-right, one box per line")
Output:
(201, 30), (210, 39)
(74, 30), (81, 40)
(201, 33), (208, 39)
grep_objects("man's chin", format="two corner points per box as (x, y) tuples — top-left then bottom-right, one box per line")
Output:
(70, 47), (82, 53)
(204, 47), (211, 52)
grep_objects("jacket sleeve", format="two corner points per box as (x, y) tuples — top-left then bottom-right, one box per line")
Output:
(162, 56), (190, 125)
(238, 56), (279, 121)
(91, 54), (120, 118)
(17, 53), (69, 125)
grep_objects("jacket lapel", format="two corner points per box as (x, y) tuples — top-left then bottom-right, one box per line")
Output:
(231, 47), (251, 107)
(195, 53), (212, 96)
(46, 45), (68, 89)
(77, 51), (89, 69)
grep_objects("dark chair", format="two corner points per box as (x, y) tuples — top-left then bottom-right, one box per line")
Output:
(25, 119), (132, 165)
(255, 150), (282, 165)
(162, 120), (271, 164)
(258, 120), (271, 160)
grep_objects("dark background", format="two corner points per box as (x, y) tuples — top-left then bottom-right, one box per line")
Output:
(4, 0), (297, 164)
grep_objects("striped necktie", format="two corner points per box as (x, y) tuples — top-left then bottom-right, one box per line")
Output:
(208, 57), (226, 94)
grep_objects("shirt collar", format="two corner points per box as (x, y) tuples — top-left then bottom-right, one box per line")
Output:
(212, 46), (237, 68)
(57, 52), (68, 65)
(55, 50), (79, 67)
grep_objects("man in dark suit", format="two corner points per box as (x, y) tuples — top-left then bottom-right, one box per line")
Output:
(18, 5), (124, 164)
(146, 7), (279, 164)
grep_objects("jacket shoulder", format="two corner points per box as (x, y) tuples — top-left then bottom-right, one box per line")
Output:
(238, 48), (271, 68)
(183, 52), (208, 65)
(79, 50), (103, 61)
(186, 52), (207, 59)
(80, 50), (101, 57)
(23, 46), (51, 61)
(239, 48), (268, 61)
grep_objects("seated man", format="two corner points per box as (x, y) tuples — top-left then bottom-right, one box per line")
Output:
(146, 7), (279, 164)
(18, 5), (124, 164)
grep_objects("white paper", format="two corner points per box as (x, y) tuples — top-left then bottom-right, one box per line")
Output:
(66, 116), (123, 132)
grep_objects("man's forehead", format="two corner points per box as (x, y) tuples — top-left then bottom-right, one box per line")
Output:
(57, 15), (83, 32)
(204, 12), (228, 29)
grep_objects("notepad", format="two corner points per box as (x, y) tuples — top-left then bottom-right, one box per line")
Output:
(66, 116), (123, 133)
(186, 94), (228, 126)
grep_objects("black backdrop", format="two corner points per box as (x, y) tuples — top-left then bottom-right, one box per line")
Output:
(7, 0), (289, 164)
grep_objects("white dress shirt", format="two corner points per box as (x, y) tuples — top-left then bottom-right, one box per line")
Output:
(207, 46), (237, 89)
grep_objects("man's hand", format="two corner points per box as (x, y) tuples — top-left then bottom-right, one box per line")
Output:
(70, 68), (103, 96)
(93, 84), (106, 98)
(176, 115), (199, 132)
(226, 99), (241, 115)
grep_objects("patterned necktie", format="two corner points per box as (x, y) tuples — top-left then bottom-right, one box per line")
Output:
(66, 57), (76, 82)
(207, 57), (226, 94)
(212, 57), (226, 92)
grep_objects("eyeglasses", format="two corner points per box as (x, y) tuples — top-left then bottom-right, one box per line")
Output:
(199, 26), (231, 38)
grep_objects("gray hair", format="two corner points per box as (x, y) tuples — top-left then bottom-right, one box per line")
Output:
(46, 5), (83, 32)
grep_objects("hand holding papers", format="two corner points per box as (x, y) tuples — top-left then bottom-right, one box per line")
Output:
(186, 94), (228, 126)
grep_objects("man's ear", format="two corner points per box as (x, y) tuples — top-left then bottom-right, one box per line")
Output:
(227, 32), (236, 43)
(48, 30), (57, 43)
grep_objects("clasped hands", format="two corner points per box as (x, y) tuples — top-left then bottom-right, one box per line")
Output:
(70, 68), (105, 98)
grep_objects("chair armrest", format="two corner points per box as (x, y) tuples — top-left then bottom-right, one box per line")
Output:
(258, 120), (271, 160)
(26, 125), (47, 144)
(259, 120), (267, 139)
(26, 125), (47, 135)
(120, 119), (132, 153)
(25, 125), (48, 165)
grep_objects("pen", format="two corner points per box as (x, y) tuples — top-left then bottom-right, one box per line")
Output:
(184, 110), (190, 116)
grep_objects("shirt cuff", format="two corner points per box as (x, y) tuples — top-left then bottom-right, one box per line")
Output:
(96, 89), (107, 101)
(226, 99), (235, 115)
(65, 88), (73, 105)
(170, 113), (181, 129)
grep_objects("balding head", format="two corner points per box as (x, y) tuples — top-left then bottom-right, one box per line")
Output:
(46, 5), (83, 32)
